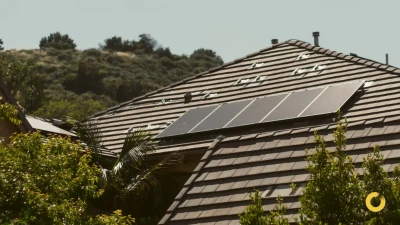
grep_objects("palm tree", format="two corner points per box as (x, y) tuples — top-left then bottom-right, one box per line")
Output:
(70, 119), (183, 209)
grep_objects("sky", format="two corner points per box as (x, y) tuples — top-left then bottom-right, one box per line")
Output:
(1, 0), (400, 66)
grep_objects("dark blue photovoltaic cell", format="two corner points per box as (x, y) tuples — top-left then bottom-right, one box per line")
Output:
(263, 88), (324, 122)
(190, 99), (252, 133)
(156, 80), (364, 138)
(300, 80), (364, 117)
(225, 94), (288, 128)
(155, 105), (218, 138)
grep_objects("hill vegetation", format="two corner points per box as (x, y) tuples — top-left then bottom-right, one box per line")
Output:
(0, 32), (223, 121)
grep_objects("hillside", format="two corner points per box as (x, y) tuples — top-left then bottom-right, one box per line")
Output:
(0, 34), (224, 121)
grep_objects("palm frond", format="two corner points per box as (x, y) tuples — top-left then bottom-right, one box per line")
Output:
(114, 128), (156, 173)
(123, 153), (183, 195)
(68, 118), (104, 163)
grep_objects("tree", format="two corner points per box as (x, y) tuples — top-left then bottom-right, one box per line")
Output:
(0, 104), (134, 224)
(0, 101), (21, 125)
(298, 116), (365, 224)
(33, 97), (106, 122)
(239, 190), (289, 225)
(71, 120), (183, 217)
(298, 113), (400, 224)
(99, 36), (136, 52)
(0, 58), (45, 112)
(190, 48), (224, 65)
(39, 32), (77, 50)
(0, 39), (3, 50)
(363, 146), (400, 224)
(137, 34), (157, 54)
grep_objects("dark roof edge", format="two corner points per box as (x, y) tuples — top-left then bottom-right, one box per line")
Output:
(87, 41), (289, 119)
(158, 135), (225, 225)
(0, 79), (33, 132)
(286, 39), (400, 75)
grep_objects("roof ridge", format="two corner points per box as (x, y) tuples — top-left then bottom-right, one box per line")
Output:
(86, 41), (290, 119)
(285, 40), (400, 76)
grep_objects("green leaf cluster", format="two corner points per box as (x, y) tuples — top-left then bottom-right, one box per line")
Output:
(0, 131), (134, 224)
(239, 190), (289, 225)
(0, 102), (21, 125)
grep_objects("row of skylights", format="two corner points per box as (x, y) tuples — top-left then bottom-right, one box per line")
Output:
(156, 80), (365, 138)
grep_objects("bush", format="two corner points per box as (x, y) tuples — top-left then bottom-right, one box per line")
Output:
(40, 32), (77, 50)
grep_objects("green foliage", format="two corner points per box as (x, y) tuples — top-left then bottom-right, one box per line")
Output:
(0, 132), (97, 224)
(89, 210), (135, 224)
(3, 34), (223, 120)
(100, 34), (157, 54)
(0, 130), (137, 224)
(0, 58), (45, 112)
(363, 146), (400, 225)
(299, 116), (365, 224)
(0, 102), (21, 125)
(72, 121), (183, 220)
(39, 32), (77, 50)
(239, 190), (289, 225)
(0, 39), (3, 50)
(33, 97), (106, 122)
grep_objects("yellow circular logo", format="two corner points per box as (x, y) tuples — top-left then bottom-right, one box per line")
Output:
(366, 192), (385, 212)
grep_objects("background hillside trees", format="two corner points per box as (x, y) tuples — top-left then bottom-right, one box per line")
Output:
(0, 33), (223, 120)
(0, 39), (3, 50)
(39, 32), (77, 50)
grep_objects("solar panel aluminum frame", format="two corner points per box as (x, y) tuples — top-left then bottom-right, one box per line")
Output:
(155, 80), (365, 139)
(154, 105), (219, 138)
(298, 80), (365, 118)
(260, 86), (326, 123)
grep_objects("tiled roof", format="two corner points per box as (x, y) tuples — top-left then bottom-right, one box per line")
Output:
(160, 122), (400, 225)
(89, 37), (400, 224)
(89, 38), (400, 155)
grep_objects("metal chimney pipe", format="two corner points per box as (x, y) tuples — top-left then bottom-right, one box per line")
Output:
(271, 39), (278, 44)
(386, 54), (389, 65)
(313, 32), (320, 47)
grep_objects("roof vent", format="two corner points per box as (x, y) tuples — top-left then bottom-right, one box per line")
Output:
(184, 92), (192, 103)
(52, 119), (63, 126)
(313, 31), (320, 47)
(271, 39), (278, 44)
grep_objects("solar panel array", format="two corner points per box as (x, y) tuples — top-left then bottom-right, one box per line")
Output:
(156, 80), (365, 138)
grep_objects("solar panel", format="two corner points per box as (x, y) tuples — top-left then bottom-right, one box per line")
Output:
(225, 94), (288, 128)
(155, 105), (218, 138)
(156, 80), (365, 139)
(300, 80), (365, 117)
(263, 87), (324, 122)
(190, 99), (252, 133)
